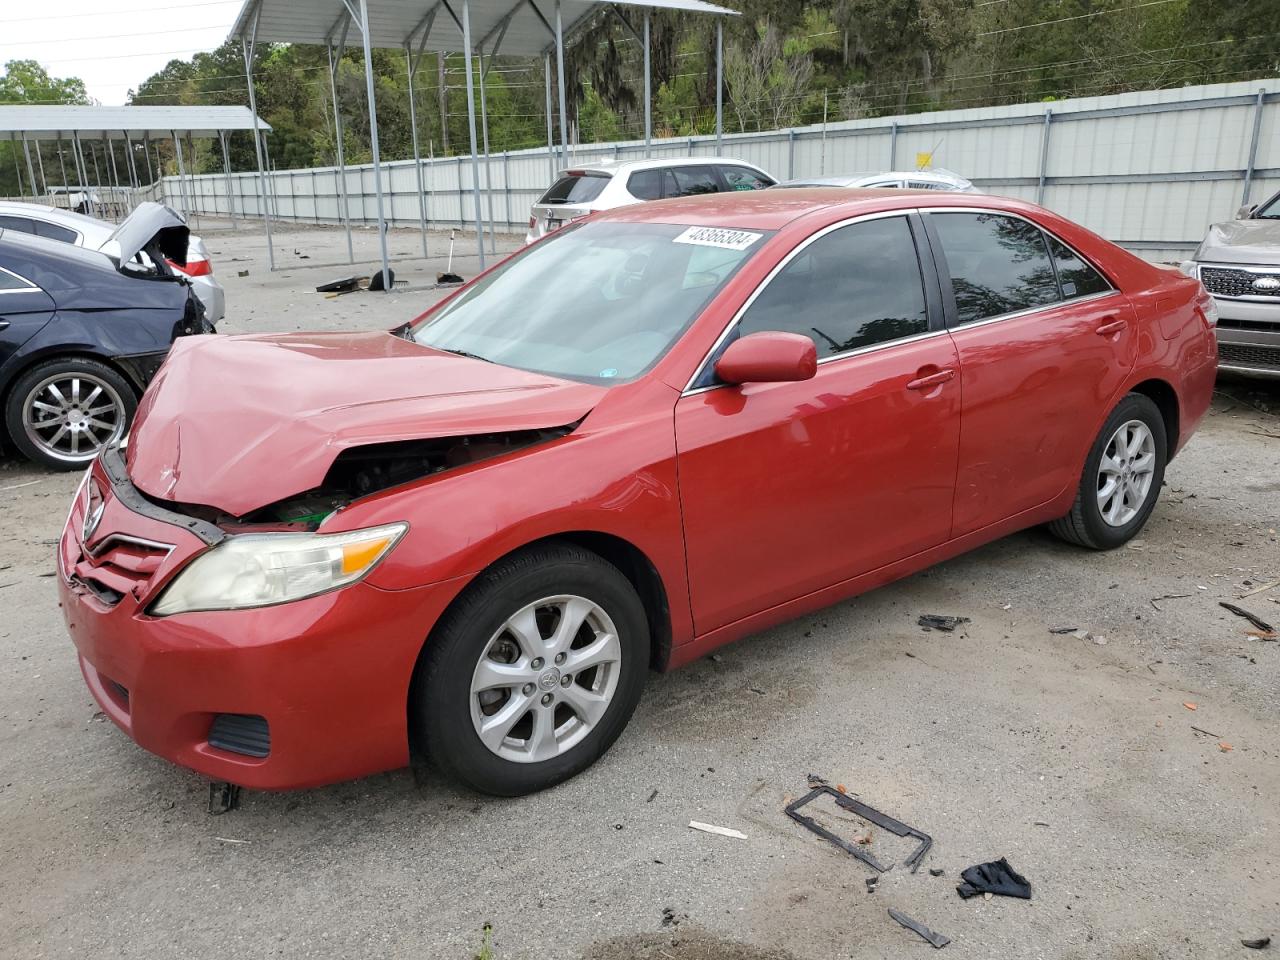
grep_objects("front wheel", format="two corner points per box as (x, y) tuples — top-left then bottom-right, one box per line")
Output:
(411, 542), (649, 796)
(1049, 393), (1167, 550)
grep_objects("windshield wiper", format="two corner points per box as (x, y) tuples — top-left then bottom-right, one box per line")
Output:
(436, 346), (493, 363)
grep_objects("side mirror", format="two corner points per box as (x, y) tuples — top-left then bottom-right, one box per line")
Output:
(715, 331), (817, 385)
(1236, 204), (1258, 220)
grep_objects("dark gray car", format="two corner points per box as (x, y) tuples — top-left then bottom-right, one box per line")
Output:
(1183, 189), (1280, 377)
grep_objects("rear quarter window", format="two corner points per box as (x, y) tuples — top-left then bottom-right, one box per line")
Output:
(1047, 236), (1112, 298)
(33, 220), (78, 244)
(626, 169), (663, 201)
(720, 166), (773, 191)
(539, 173), (610, 204)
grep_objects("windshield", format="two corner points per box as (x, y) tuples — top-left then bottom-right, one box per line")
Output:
(411, 221), (768, 384)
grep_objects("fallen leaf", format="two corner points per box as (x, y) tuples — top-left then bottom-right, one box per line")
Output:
(836, 784), (847, 794)
(1219, 742), (1233, 752)
(1183, 702), (1198, 711)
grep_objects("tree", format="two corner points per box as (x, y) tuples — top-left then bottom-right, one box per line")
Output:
(0, 60), (92, 197)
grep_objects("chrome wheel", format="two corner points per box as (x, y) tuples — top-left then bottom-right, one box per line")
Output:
(469, 595), (622, 764)
(1096, 419), (1155, 527)
(22, 372), (126, 465)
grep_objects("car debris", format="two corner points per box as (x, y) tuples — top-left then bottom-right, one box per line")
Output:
(1150, 593), (1193, 611)
(1219, 601), (1275, 635)
(865, 876), (878, 892)
(436, 230), (465, 286)
(208, 781), (242, 816)
(1049, 626), (1079, 634)
(929, 868), (945, 877)
(785, 783), (932, 873)
(1240, 579), (1280, 599)
(316, 275), (369, 295)
(688, 820), (746, 840)
(917, 614), (970, 632)
(887, 908), (951, 949)
(955, 857), (1032, 900)
(1241, 937), (1271, 949)
(1191, 725), (1222, 738)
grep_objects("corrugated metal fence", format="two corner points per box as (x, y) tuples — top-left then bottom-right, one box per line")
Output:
(170, 78), (1277, 262)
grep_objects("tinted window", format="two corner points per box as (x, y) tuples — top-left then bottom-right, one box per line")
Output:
(33, 220), (78, 243)
(0, 216), (35, 234)
(0, 267), (34, 290)
(720, 166), (773, 191)
(626, 169), (663, 201)
(862, 180), (900, 189)
(668, 166), (720, 198)
(737, 216), (928, 358)
(1047, 236), (1110, 299)
(539, 173), (609, 204)
(908, 180), (949, 191)
(931, 212), (1060, 325)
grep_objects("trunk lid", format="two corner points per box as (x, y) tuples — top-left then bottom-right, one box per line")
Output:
(126, 330), (605, 516)
(100, 201), (190, 270)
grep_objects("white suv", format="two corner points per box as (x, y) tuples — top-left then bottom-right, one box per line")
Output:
(526, 157), (776, 243)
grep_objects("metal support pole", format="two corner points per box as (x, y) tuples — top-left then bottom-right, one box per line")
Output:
(888, 120), (897, 169)
(1242, 87), (1266, 206)
(406, 40), (430, 259)
(715, 20), (723, 156)
(479, 49), (496, 255)
(643, 12), (651, 158)
(35, 137), (48, 198)
(242, 12), (275, 270)
(105, 136), (124, 215)
(72, 134), (94, 216)
(10, 135), (24, 198)
(172, 131), (190, 218)
(123, 132), (140, 205)
(327, 24), (354, 263)
(461, 0), (486, 269)
(22, 135), (37, 199)
(554, 0), (568, 166)
(1036, 109), (1052, 205)
(544, 54), (555, 181)
(357, 0), (392, 290)
(88, 141), (102, 209)
(787, 128), (795, 179)
(219, 132), (237, 223)
(56, 136), (69, 208)
(143, 132), (154, 186)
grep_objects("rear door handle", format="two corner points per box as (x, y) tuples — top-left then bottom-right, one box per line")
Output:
(906, 368), (956, 391)
(1095, 317), (1127, 336)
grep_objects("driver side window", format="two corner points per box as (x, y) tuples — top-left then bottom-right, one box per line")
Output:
(734, 216), (930, 360)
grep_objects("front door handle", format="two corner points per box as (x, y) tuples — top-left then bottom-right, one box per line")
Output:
(1095, 317), (1127, 336)
(906, 368), (956, 391)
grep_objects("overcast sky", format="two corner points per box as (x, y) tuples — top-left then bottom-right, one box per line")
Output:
(2, 0), (245, 105)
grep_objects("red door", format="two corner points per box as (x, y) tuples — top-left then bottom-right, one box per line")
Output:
(925, 211), (1139, 536)
(674, 214), (961, 635)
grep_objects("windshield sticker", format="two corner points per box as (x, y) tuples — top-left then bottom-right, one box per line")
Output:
(672, 226), (763, 251)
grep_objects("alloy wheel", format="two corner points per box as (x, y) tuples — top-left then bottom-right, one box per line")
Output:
(469, 595), (622, 763)
(1096, 418), (1156, 527)
(22, 372), (126, 465)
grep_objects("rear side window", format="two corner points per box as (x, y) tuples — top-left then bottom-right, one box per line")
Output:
(1047, 236), (1111, 299)
(0, 215), (35, 234)
(737, 216), (929, 357)
(931, 212), (1060, 325)
(0, 266), (35, 290)
(539, 173), (609, 205)
(720, 166), (773, 191)
(668, 166), (720, 198)
(33, 220), (78, 243)
(626, 168), (663, 201)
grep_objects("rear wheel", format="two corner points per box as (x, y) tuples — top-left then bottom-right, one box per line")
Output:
(411, 542), (648, 796)
(1049, 393), (1167, 550)
(4, 358), (136, 470)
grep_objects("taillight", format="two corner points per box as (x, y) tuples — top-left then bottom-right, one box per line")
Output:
(167, 258), (212, 277)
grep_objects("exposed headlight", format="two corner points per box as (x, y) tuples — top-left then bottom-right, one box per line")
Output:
(150, 522), (407, 616)
(1178, 260), (1199, 278)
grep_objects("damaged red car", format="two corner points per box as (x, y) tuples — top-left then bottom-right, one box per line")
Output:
(59, 191), (1218, 795)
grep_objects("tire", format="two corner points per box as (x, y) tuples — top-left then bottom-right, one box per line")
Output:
(1049, 392), (1167, 550)
(4, 358), (137, 471)
(411, 542), (649, 796)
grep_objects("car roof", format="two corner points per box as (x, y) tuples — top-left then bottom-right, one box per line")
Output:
(557, 156), (766, 177)
(0, 200), (109, 229)
(596, 187), (1015, 231)
(0, 227), (118, 272)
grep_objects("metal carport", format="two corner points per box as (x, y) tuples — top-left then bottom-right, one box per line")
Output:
(0, 105), (272, 240)
(227, 0), (737, 287)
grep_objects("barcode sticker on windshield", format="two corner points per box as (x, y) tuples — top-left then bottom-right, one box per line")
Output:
(672, 226), (763, 251)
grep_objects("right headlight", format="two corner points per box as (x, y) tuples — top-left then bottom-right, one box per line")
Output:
(1178, 260), (1200, 279)
(149, 522), (407, 616)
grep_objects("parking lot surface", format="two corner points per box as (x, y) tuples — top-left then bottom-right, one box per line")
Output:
(1, 223), (1278, 959)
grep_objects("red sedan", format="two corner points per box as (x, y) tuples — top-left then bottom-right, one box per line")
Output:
(58, 190), (1218, 795)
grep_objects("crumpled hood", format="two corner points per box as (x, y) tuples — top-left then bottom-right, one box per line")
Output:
(127, 331), (606, 516)
(1195, 219), (1280, 265)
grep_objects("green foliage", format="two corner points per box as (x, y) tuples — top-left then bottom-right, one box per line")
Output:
(0, 60), (91, 196)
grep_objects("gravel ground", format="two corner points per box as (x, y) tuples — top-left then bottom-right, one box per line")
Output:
(1, 222), (1278, 960)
